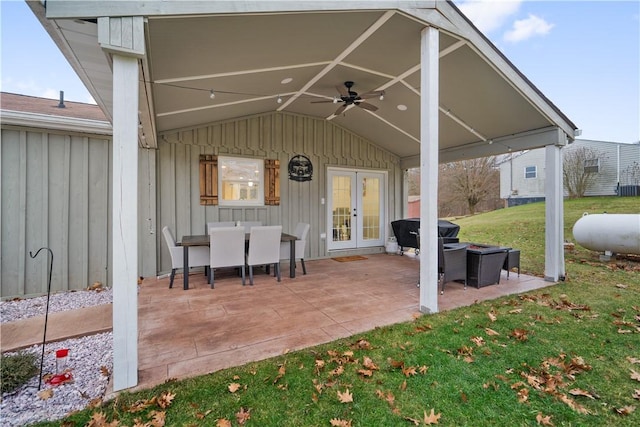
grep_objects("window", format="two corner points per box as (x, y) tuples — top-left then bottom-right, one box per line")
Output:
(524, 166), (537, 179)
(199, 155), (280, 206)
(584, 158), (600, 173)
(219, 156), (264, 206)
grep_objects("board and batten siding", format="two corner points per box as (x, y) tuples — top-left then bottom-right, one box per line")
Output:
(1, 127), (111, 298)
(157, 112), (401, 274)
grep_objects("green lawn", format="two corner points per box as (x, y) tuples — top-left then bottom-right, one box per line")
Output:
(38, 197), (640, 427)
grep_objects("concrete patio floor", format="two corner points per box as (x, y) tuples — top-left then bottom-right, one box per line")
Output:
(134, 252), (554, 392)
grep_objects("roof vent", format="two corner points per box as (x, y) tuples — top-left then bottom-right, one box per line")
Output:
(58, 91), (66, 108)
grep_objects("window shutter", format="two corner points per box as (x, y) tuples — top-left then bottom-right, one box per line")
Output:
(264, 159), (280, 206)
(199, 154), (218, 205)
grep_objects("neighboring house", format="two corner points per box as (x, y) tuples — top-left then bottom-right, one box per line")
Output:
(1, 92), (112, 297)
(499, 139), (640, 206)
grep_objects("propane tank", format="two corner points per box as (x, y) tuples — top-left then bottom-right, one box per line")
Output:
(572, 213), (640, 255)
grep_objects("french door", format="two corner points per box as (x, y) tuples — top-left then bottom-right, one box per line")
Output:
(327, 168), (386, 250)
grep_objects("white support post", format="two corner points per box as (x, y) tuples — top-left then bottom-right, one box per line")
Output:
(544, 144), (565, 282)
(112, 53), (139, 390)
(419, 26), (439, 314)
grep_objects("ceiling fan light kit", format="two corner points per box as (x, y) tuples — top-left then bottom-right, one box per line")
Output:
(311, 81), (384, 116)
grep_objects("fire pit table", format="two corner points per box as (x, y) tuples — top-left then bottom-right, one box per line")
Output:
(464, 244), (510, 288)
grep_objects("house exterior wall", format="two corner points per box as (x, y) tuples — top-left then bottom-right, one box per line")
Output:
(157, 111), (402, 274)
(1, 125), (112, 298)
(499, 149), (547, 199)
(499, 140), (640, 204)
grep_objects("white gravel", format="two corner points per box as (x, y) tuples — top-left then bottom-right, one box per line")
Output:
(1, 290), (114, 426)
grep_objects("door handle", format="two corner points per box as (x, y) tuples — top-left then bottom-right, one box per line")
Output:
(353, 208), (357, 217)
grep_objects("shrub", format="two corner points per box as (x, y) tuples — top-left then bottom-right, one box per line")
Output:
(1, 352), (38, 393)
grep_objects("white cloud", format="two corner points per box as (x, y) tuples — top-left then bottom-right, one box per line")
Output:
(504, 14), (554, 43)
(456, 0), (522, 33)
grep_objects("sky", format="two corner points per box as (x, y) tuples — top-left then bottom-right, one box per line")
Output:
(1, 0), (639, 143)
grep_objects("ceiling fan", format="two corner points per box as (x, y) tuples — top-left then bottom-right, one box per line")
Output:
(312, 81), (384, 116)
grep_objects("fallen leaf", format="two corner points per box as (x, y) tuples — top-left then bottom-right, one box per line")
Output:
(569, 388), (596, 399)
(402, 366), (417, 377)
(423, 408), (441, 424)
(337, 388), (353, 403)
(329, 365), (345, 377)
(362, 356), (379, 371)
(485, 328), (500, 336)
(100, 366), (110, 377)
(273, 364), (286, 384)
(471, 336), (485, 346)
(517, 387), (529, 403)
(235, 407), (251, 425)
(215, 420), (232, 427)
(557, 393), (590, 414)
(633, 389), (640, 400)
(149, 410), (166, 427)
(419, 365), (429, 374)
(357, 369), (373, 377)
(487, 311), (497, 322)
(536, 413), (554, 426)
(228, 383), (241, 393)
(400, 380), (407, 391)
(511, 328), (529, 341)
(37, 388), (54, 400)
(627, 357), (640, 364)
(613, 405), (635, 416)
(615, 283), (628, 289)
(403, 416), (420, 425)
(631, 369), (640, 382)
(508, 308), (523, 314)
(195, 410), (212, 419)
(157, 391), (175, 409)
(330, 418), (352, 427)
(86, 412), (119, 427)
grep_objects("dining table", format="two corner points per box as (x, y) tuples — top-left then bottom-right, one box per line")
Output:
(178, 232), (297, 290)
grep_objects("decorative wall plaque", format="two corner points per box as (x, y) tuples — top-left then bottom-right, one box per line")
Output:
(288, 154), (313, 182)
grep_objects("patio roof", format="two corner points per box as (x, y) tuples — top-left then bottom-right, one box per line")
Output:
(32, 0), (577, 165)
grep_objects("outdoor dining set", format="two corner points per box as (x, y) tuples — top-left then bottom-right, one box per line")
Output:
(162, 221), (310, 290)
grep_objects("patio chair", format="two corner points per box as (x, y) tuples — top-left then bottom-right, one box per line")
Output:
(209, 226), (246, 288)
(247, 225), (282, 285)
(279, 222), (310, 274)
(237, 221), (262, 233)
(502, 249), (520, 279)
(162, 226), (210, 288)
(438, 238), (467, 294)
(206, 221), (236, 234)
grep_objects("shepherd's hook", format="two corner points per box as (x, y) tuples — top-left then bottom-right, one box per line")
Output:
(29, 247), (54, 391)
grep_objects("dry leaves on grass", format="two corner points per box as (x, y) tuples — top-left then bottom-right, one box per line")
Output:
(536, 413), (554, 426)
(215, 419), (232, 427)
(613, 405), (636, 416)
(85, 412), (119, 427)
(631, 369), (640, 382)
(330, 418), (352, 427)
(235, 407), (251, 425)
(337, 388), (353, 403)
(228, 382), (241, 393)
(423, 408), (442, 424)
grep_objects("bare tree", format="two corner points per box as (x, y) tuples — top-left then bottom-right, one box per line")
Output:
(563, 146), (603, 198)
(446, 156), (499, 215)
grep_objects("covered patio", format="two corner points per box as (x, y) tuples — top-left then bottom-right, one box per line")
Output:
(135, 254), (551, 391)
(30, 0), (578, 391)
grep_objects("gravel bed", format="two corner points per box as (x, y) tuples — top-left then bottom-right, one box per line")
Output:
(1, 290), (114, 426)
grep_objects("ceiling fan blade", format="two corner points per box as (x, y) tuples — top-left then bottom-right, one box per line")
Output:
(358, 90), (384, 99)
(334, 104), (347, 116)
(336, 84), (349, 97)
(311, 99), (338, 103)
(356, 101), (378, 112)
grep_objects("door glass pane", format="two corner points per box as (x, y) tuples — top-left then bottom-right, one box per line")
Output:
(332, 176), (352, 242)
(361, 177), (380, 240)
